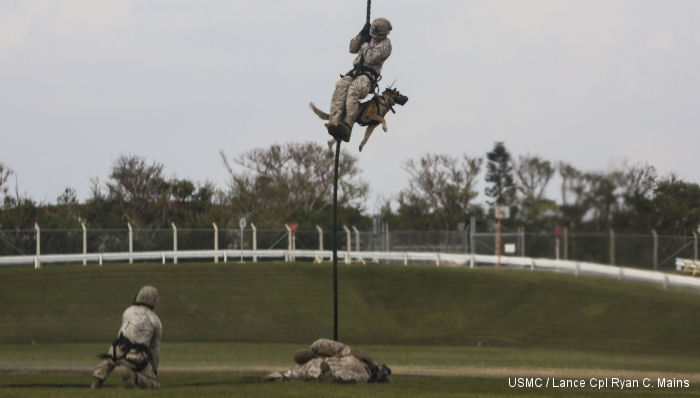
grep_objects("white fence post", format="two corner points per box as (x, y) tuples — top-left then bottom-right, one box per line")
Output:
(82, 222), (87, 266)
(128, 223), (133, 264)
(314, 225), (323, 263)
(251, 223), (257, 263)
(652, 230), (658, 270)
(316, 225), (324, 251)
(239, 218), (246, 263)
(609, 228), (615, 266)
(563, 227), (568, 260)
(213, 222), (219, 263)
(285, 224), (291, 263)
(172, 222), (178, 264)
(34, 223), (41, 269)
(352, 226), (365, 265)
(385, 223), (390, 251)
(352, 226), (361, 252)
(469, 217), (475, 268)
(343, 225), (351, 263)
(694, 231), (698, 261)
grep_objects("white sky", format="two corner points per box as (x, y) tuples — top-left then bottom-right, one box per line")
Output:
(1, 0), (698, 212)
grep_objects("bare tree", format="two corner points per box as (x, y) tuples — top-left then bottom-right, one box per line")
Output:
(514, 155), (554, 203)
(401, 153), (483, 230)
(105, 155), (172, 228)
(619, 161), (657, 199)
(220, 142), (369, 226)
(0, 161), (13, 205)
(513, 155), (556, 226)
(558, 161), (583, 207)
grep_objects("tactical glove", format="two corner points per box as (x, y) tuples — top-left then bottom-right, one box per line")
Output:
(360, 22), (371, 44)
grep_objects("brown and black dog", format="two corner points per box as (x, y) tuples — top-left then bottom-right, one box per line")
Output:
(310, 87), (408, 152)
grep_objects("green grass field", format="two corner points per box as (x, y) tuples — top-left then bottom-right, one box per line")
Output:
(1, 261), (700, 396)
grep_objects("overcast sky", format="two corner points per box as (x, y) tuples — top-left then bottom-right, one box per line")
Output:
(1, 0), (698, 212)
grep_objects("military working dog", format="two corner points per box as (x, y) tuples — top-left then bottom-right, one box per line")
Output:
(310, 87), (408, 152)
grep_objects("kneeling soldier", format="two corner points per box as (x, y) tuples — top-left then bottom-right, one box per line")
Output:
(91, 286), (162, 389)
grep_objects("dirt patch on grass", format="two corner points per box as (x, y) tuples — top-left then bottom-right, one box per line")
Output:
(2, 363), (698, 382)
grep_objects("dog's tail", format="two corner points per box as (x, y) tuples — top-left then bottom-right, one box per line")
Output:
(309, 102), (330, 120)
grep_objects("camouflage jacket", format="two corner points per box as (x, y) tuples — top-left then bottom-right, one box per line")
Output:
(349, 35), (392, 75)
(119, 305), (162, 371)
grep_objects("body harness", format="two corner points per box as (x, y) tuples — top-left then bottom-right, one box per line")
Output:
(341, 63), (382, 94)
(108, 332), (150, 372)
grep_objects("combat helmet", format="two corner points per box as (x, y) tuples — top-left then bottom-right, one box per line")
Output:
(370, 18), (392, 39)
(133, 286), (159, 310)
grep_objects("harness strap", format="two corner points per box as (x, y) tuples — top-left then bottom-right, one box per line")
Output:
(110, 332), (150, 371)
(340, 65), (382, 93)
(356, 95), (389, 127)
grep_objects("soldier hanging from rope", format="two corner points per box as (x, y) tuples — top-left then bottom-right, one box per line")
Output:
(326, 18), (393, 142)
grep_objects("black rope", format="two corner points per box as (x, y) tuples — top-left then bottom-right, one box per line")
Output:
(366, 0), (371, 24)
(333, 0), (371, 343)
(332, 139), (340, 341)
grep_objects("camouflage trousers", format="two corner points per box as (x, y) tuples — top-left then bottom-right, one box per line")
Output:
(280, 356), (371, 383)
(92, 344), (159, 389)
(329, 75), (372, 127)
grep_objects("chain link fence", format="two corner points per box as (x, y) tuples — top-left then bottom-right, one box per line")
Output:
(1, 225), (697, 270)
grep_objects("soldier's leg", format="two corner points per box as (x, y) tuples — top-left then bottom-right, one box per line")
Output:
(91, 357), (116, 389)
(326, 356), (372, 384)
(281, 357), (326, 380)
(310, 338), (351, 357)
(330, 76), (353, 126)
(342, 76), (371, 128)
(351, 348), (379, 373)
(134, 365), (160, 389)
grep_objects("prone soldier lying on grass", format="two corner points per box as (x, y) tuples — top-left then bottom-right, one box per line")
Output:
(265, 338), (391, 384)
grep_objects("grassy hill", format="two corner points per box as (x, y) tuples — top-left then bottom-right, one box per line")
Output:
(1, 262), (699, 356)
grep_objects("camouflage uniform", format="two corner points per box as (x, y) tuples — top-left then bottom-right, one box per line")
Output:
(91, 286), (162, 389)
(266, 338), (389, 384)
(329, 18), (392, 140)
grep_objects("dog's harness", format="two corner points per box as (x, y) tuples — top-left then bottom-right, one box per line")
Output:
(356, 95), (395, 127)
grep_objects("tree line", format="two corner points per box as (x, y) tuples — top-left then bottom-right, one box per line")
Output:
(0, 141), (698, 235)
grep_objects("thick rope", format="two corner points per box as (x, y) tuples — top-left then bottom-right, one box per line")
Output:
(333, 0), (371, 342)
(332, 139), (340, 341)
(366, 0), (371, 24)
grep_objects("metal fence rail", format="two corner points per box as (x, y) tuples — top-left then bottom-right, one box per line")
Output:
(2, 248), (700, 291)
(1, 225), (697, 271)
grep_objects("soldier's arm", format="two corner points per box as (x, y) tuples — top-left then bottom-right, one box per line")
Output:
(362, 39), (392, 65)
(350, 23), (371, 53)
(349, 34), (363, 54)
(150, 317), (162, 372)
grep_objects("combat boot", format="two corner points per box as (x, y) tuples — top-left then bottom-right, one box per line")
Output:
(90, 377), (104, 390)
(326, 124), (343, 142)
(327, 123), (351, 143)
(339, 122), (352, 142)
